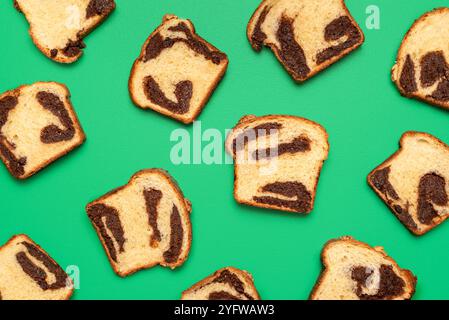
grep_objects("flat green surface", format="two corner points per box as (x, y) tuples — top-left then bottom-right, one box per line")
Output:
(1, 0), (449, 300)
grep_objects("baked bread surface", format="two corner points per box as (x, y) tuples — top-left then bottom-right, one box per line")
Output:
(0, 82), (85, 179)
(181, 267), (261, 300)
(15, 0), (116, 63)
(225, 115), (329, 213)
(247, 0), (364, 81)
(0, 234), (73, 300)
(129, 14), (229, 124)
(310, 236), (417, 300)
(86, 169), (192, 277)
(392, 8), (449, 109)
(368, 132), (449, 235)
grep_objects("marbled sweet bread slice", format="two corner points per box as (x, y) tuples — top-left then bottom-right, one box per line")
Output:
(129, 14), (229, 124)
(86, 169), (192, 277)
(0, 82), (85, 179)
(392, 8), (449, 110)
(368, 132), (449, 236)
(247, 0), (364, 82)
(181, 267), (261, 300)
(14, 0), (115, 63)
(0, 234), (73, 300)
(309, 237), (417, 300)
(225, 115), (329, 214)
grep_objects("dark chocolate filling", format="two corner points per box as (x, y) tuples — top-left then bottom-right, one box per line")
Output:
(399, 55), (417, 94)
(250, 6), (271, 51)
(36, 91), (75, 143)
(351, 264), (405, 300)
(143, 188), (163, 246)
(209, 291), (240, 300)
(417, 173), (448, 225)
(16, 241), (68, 291)
(86, 0), (115, 19)
(163, 205), (184, 264)
(370, 167), (399, 200)
(0, 95), (26, 177)
(143, 76), (193, 115)
(62, 39), (86, 58)
(50, 49), (58, 58)
(316, 16), (362, 65)
(253, 181), (312, 213)
(276, 15), (310, 80)
(252, 136), (311, 160)
(142, 23), (226, 65)
(232, 122), (282, 155)
(213, 270), (254, 300)
(392, 202), (418, 231)
(87, 204), (126, 262)
(420, 51), (449, 102)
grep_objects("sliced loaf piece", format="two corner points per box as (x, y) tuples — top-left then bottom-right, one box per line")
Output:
(14, 0), (115, 63)
(247, 0), (364, 82)
(225, 115), (329, 214)
(368, 132), (449, 236)
(0, 82), (85, 179)
(310, 236), (417, 300)
(392, 8), (449, 110)
(181, 267), (261, 300)
(0, 234), (73, 300)
(86, 169), (192, 277)
(129, 14), (229, 124)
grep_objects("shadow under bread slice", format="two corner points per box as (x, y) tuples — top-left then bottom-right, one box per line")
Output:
(392, 8), (449, 110)
(368, 132), (449, 235)
(225, 115), (329, 214)
(86, 169), (192, 277)
(0, 234), (73, 300)
(14, 0), (116, 63)
(181, 267), (261, 300)
(309, 236), (416, 300)
(129, 14), (229, 124)
(0, 82), (85, 179)
(247, 0), (364, 82)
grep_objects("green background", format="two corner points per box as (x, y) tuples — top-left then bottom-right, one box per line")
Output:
(1, 0), (449, 300)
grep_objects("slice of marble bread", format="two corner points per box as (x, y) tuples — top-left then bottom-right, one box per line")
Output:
(0, 234), (73, 300)
(86, 169), (192, 277)
(181, 267), (261, 300)
(368, 132), (449, 236)
(225, 115), (329, 214)
(247, 0), (364, 82)
(392, 8), (449, 109)
(309, 236), (417, 300)
(129, 14), (229, 124)
(14, 0), (115, 63)
(0, 82), (85, 179)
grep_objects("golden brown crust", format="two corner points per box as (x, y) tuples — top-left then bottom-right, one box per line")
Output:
(225, 114), (329, 214)
(0, 234), (74, 300)
(14, 0), (116, 63)
(128, 14), (229, 124)
(392, 7), (449, 110)
(367, 131), (449, 236)
(309, 236), (417, 300)
(180, 266), (261, 300)
(0, 82), (86, 180)
(85, 168), (193, 277)
(247, 0), (365, 82)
